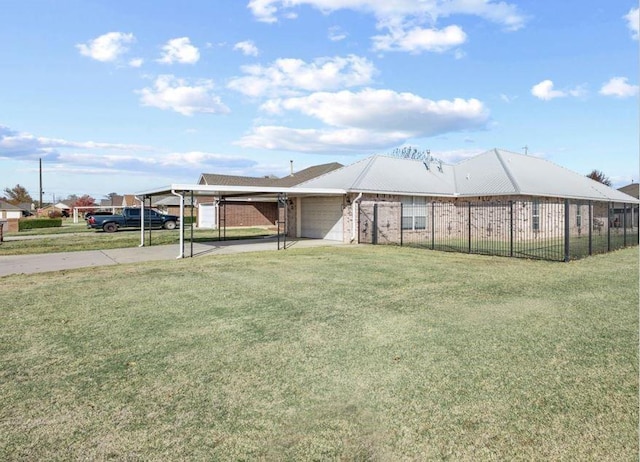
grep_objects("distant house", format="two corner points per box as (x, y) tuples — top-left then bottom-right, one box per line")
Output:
(0, 201), (23, 232)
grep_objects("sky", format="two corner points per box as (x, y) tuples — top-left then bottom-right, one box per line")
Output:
(0, 0), (638, 203)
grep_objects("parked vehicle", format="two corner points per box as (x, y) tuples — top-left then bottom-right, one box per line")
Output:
(84, 210), (114, 220)
(86, 207), (179, 233)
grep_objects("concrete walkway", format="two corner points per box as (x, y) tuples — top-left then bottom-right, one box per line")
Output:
(0, 237), (344, 277)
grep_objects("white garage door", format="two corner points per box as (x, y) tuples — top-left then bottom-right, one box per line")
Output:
(301, 197), (344, 241)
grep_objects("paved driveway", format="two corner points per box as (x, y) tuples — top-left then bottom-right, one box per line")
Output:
(0, 237), (344, 277)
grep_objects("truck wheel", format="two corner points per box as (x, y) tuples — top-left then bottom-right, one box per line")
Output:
(164, 220), (177, 230)
(103, 223), (118, 233)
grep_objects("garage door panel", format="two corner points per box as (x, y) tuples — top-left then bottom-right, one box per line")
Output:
(301, 197), (343, 241)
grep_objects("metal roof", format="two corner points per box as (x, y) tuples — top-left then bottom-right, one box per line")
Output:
(136, 149), (638, 203)
(299, 149), (638, 203)
(298, 156), (457, 196)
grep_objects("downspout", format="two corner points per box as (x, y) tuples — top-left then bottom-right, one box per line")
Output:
(350, 193), (363, 243)
(171, 189), (185, 259)
(135, 195), (144, 247)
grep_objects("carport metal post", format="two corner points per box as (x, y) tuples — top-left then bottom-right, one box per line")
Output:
(139, 196), (145, 247)
(171, 189), (185, 259)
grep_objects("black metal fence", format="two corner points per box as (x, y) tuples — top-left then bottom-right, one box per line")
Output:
(360, 198), (639, 262)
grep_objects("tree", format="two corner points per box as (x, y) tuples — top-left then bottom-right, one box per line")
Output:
(586, 169), (612, 186)
(3, 184), (33, 205)
(69, 195), (97, 215)
(105, 192), (120, 205)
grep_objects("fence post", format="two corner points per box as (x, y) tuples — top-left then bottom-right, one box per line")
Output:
(509, 201), (514, 257)
(400, 203), (403, 247)
(372, 203), (378, 245)
(589, 201), (593, 256)
(607, 202), (611, 252)
(431, 201), (435, 250)
(467, 202), (472, 253)
(623, 203), (627, 247)
(564, 198), (570, 262)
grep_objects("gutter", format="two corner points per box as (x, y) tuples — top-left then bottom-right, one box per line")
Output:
(171, 190), (185, 259)
(350, 192), (363, 243)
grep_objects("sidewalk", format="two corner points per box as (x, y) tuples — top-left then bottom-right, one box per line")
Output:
(0, 237), (344, 277)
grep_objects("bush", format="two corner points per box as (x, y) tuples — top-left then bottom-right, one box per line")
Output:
(19, 218), (63, 231)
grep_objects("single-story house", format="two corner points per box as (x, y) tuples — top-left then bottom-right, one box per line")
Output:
(136, 149), (638, 261)
(0, 201), (23, 232)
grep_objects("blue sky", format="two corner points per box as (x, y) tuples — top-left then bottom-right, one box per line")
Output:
(1, 0), (638, 202)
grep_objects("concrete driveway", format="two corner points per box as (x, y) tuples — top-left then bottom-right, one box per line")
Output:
(0, 237), (345, 277)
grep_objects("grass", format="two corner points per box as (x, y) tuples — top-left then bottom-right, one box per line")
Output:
(0, 245), (637, 460)
(0, 226), (276, 255)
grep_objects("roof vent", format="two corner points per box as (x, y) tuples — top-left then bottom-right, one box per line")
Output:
(437, 160), (443, 172)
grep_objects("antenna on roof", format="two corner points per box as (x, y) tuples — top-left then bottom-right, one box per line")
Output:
(522, 145), (529, 155)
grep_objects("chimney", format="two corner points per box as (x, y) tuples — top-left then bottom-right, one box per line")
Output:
(290, 160), (294, 176)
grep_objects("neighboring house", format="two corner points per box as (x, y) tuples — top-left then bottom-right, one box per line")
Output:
(40, 202), (71, 217)
(154, 195), (197, 218)
(121, 194), (139, 207)
(100, 195), (124, 207)
(197, 162), (343, 228)
(0, 201), (23, 232)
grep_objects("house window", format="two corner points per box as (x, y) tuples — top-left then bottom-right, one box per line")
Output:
(576, 203), (582, 228)
(532, 199), (540, 231)
(402, 196), (427, 230)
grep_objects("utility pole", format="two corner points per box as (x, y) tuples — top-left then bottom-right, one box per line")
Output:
(39, 158), (43, 209)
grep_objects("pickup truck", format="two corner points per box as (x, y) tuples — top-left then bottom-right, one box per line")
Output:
(86, 207), (180, 233)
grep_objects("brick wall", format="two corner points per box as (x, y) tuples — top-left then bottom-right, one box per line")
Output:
(220, 202), (278, 227)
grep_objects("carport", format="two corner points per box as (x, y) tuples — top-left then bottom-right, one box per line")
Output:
(135, 183), (347, 258)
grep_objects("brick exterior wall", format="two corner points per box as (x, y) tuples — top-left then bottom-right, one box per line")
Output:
(220, 202), (278, 227)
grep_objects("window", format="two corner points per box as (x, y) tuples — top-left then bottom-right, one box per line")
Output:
(576, 203), (582, 228)
(402, 196), (427, 230)
(532, 200), (540, 231)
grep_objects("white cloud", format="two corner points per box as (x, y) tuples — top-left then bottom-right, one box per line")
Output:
(599, 77), (639, 98)
(227, 55), (376, 97)
(530, 80), (585, 101)
(76, 32), (135, 62)
(128, 57), (144, 68)
(238, 89), (489, 152)
(234, 40), (259, 56)
(0, 125), (149, 161)
(263, 89), (488, 132)
(248, 0), (526, 31)
(372, 25), (467, 53)
(137, 75), (230, 116)
(625, 7), (639, 40)
(236, 126), (410, 152)
(158, 37), (200, 64)
(328, 26), (348, 41)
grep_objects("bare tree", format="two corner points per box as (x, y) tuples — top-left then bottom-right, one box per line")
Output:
(586, 170), (612, 186)
(3, 184), (33, 205)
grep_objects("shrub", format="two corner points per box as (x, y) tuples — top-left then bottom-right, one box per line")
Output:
(19, 218), (63, 231)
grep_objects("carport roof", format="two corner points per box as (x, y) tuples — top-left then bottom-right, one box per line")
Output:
(135, 184), (347, 198)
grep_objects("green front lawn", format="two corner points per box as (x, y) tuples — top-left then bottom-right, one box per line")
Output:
(0, 246), (637, 460)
